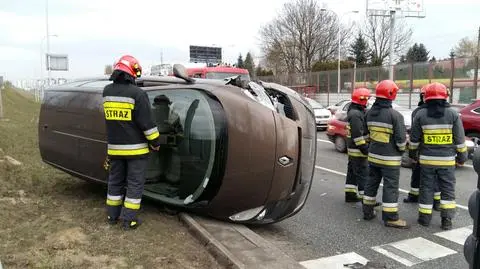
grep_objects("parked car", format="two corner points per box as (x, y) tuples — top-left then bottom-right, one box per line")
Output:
(326, 98), (476, 167)
(326, 99), (350, 114)
(459, 100), (480, 141)
(304, 97), (332, 131)
(38, 65), (316, 225)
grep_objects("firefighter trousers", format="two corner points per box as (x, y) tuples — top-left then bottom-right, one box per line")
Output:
(408, 163), (441, 205)
(106, 158), (148, 222)
(363, 164), (400, 222)
(418, 166), (456, 223)
(345, 157), (368, 200)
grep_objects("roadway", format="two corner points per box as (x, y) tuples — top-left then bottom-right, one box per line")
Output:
(251, 131), (476, 269)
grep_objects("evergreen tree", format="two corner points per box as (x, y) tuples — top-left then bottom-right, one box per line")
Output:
(237, 54), (244, 68)
(406, 43), (429, 62)
(348, 32), (370, 66)
(244, 52), (255, 76)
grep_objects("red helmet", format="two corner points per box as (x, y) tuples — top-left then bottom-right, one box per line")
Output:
(375, 80), (399, 100)
(424, 82), (449, 101)
(113, 55), (142, 78)
(351, 87), (371, 106)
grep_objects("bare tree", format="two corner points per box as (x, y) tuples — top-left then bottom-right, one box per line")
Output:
(362, 16), (412, 66)
(454, 36), (478, 57)
(259, 0), (350, 74)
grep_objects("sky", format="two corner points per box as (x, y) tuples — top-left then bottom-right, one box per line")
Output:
(0, 0), (479, 83)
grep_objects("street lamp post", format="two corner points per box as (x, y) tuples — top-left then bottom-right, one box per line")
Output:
(320, 8), (359, 95)
(40, 34), (57, 101)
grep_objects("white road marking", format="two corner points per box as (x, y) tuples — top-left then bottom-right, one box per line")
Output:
(372, 237), (457, 267)
(463, 164), (474, 169)
(434, 225), (473, 245)
(314, 165), (469, 211)
(299, 252), (368, 269)
(317, 139), (333, 144)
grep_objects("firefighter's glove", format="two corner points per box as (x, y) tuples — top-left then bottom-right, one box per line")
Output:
(456, 152), (467, 165)
(359, 144), (369, 156)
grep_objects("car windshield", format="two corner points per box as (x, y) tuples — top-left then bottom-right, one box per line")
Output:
(306, 98), (325, 109)
(205, 72), (250, 81)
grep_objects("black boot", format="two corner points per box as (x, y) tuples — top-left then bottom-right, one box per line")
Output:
(363, 205), (376, 220)
(107, 215), (118, 225)
(123, 219), (142, 230)
(441, 217), (452, 230)
(403, 194), (419, 203)
(418, 214), (431, 227)
(433, 200), (441, 211)
(345, 192), (361, 203)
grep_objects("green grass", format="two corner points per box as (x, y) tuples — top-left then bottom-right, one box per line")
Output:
(0, 88), (221, 269)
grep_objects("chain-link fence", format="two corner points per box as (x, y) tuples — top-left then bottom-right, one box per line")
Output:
(258, 57), (479, 107)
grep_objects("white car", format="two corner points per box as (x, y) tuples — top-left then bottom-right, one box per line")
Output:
(305, 97), (332, 131)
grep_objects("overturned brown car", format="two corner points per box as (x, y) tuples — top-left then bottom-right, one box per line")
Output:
(38, 65), (317, 224)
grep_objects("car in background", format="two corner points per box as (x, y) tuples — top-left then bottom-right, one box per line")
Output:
(459, 100), (480, 141)
(326, 99), (350, 114)
(305, 97), (332, 130)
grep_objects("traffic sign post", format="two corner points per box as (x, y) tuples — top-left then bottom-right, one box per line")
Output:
(465, 148), (480, 268)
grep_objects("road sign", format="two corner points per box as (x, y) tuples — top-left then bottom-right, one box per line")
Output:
(46, 54), (69, 71)
(366, 0), (425, 17)
(189, 45), (222, 64)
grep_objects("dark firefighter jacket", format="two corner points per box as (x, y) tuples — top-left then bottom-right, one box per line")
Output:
(102, 71), (161, 158)
(346, 103), (369, 158)
(365, 98), (407, 167)
(409, 102), (467, 167)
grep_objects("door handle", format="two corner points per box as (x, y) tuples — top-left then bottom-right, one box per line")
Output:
(43, 124), (48, 130)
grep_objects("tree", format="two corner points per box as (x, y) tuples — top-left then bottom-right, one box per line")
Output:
(237, 54), (245, 68)
(311, 60), (354, 72)
(259, 0), (350, 73)
(454, 36), (478, 57)
(104, 65), (113, 75)
(406, 43), (429, 62)
(255, 66), (274, 77)
(362, 16), (413, 66)
(429, 56), (437, 62)
(244, 52), (255, 76)
(398, 55), (407, 64)
(348, 32), (370, 66)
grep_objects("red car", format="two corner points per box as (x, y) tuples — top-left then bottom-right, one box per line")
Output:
(459, 100), (480, 141)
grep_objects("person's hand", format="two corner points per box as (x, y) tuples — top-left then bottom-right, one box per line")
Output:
(150, 144), (160, 151)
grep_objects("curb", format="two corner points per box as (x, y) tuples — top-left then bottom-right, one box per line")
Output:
(178, 213), (245, 269)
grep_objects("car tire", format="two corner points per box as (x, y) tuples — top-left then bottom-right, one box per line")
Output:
(334, 136), (347, 153)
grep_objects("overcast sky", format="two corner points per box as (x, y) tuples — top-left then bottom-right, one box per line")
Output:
(0, 0), (479, 82)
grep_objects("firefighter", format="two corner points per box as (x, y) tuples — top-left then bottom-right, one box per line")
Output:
(409, 82), (467, 230)
(362, 80), (409, 229)
(345, 88), (371, 202)
(103, 55), (161, 230)
(404, 84), (429, 204)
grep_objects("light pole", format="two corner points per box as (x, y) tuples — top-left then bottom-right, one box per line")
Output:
(40, 34), (57, 101)
(320, 8), (359, 94)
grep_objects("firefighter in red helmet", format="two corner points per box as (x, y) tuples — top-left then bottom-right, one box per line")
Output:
(345, 88), (373, 203)
(362, 80), (409, 229)
(103, 55), (161, 230)
(409, 82), (466, 230)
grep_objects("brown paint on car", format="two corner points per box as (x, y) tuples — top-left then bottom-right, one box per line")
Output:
(38, 74), (316, 224)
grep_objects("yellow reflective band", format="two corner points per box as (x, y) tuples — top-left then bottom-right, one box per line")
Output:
(345, 188), (357, 193)
(355, 139), (366, 146)
(106, 199), (123, 206)
(348, 152), (367, 158)
(370, 131), (390, 143)
(423, 134), (452, 145)
(457, 146), (467, 153)
(398, 146), (406, 151)
(423, 128), (452, 134)
(419, 159), (456, 166)
(368, 126), (393, 134)
(103, 101), (134, 109)
(419, 208), (432, 214)
(368, 156), (401, 166)
(124, 201), (141, 210)
(363, 199), (377, 205)
(434, 195), (441, 201)
(104, 108), (132, 121)
(107, 148), (149, 156)
(146, 131), (160, 140)
(440, 203), (456, 209)
(382, 207), (398, 213)
(410, 190), (419, 196)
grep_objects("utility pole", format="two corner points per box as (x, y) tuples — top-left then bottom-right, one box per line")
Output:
(45, 0), (50, 91)
(473, 26), (480, 99)
(388, 1), (399, 80)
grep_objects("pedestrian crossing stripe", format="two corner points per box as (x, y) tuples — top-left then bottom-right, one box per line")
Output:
(299, 252), (368, 269)
(371, 237), (457, 267)
(434, 225), (473, 245)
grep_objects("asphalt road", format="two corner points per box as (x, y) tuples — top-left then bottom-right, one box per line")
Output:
(251, 131), (477, 269)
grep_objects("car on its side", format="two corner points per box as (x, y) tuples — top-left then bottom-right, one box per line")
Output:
(38, 65), (316, 225)
(304, 97), (332, 131)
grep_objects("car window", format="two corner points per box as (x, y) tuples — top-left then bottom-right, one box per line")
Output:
(342, 102), (351, 111)
(473, 107), (480, 114)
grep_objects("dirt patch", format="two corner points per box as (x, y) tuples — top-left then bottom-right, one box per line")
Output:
(0, 88), (223, 269)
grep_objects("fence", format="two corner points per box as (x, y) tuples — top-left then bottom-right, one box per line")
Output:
(258, 57), (480, 107)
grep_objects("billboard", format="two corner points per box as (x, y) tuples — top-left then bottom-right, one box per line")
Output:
(189, 45), (222, 64)
(46, 54), (69, 71)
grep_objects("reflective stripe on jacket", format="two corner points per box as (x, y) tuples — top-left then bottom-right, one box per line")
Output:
(103, 81), (161, 158)
(409, 107), (467, 167)
(346, 105), (369, 158)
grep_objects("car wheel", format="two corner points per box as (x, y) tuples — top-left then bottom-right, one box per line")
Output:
(467, 132), (480, 143)
(334, 136), (347, 153)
